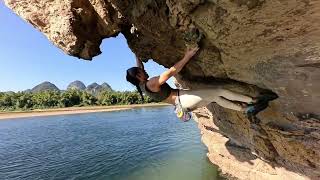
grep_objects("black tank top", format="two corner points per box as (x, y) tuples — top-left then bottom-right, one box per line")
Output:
(139, 82), (172, 101)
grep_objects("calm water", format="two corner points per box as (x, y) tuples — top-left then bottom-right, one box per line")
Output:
(0, 107), (222, 180)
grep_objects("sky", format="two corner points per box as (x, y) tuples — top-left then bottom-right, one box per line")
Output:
(0, 2), (171, 92)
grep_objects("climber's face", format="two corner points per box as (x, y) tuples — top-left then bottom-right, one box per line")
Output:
(136, 68), (149, 82)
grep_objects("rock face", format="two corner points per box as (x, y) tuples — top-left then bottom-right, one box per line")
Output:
(31, 81), (60, 93)
(5, 0), (320, 179)
(4, 0), (121, 59)
(67, 80), (86, 91)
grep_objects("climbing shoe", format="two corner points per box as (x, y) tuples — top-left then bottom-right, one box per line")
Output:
(245, 101), (269, 116)
(256, 92), (278, 103)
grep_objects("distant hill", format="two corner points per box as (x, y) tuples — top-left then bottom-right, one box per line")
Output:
(31, 81), (60, 93)
(86, 82), (112, 96)
(101, 82), (113, 91)
(1, 81), (113, 94)
(86, 82), (102, 96)
(24, 89), (32, 93)
(67, 80), (86, 91)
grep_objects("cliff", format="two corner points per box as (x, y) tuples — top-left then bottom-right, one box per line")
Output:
(5, 0), (320, 179)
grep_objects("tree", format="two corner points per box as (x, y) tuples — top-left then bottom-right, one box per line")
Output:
(59, 90), (81, 107)
(0, 88), (157, 111)
(99, 92), (119, 105)
(15, 92), (33, 109)
(80, 91), (97, 106)
(0, 93), (14, 107)
(32, 90), (60, 108)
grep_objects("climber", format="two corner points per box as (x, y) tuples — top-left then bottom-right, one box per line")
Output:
(126, 47), (275, 121)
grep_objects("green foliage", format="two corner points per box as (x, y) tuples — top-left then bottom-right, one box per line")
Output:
(80, 91), (97, 106)
(0, 89), (157, 111)
(59, 90), (81, 107)
(32, 91), (60, 108)
(15, 92), (33, 109)
(0, 93), (14, 109)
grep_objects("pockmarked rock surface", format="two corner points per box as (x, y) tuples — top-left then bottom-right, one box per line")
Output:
(5, 0), (320, 179)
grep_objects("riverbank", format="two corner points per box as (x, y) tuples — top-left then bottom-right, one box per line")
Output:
(0, 103), (170, 120)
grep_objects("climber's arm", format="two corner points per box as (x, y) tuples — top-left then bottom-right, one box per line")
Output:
(136, 56), (144, 70)
(147, 47), (199, 91)
(157, 46), (199, 85)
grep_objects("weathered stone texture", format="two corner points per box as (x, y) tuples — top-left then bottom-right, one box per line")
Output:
(5, 0), (121, 59)
(4, 0), (320, 179)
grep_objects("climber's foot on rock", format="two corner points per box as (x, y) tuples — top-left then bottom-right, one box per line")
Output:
(245, 101), (269, 117)
(257, 92), (279, 103)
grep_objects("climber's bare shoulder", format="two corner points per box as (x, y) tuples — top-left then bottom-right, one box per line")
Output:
(146, 76), (161, 92)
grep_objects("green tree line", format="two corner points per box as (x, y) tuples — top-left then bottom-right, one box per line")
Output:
(0, 90), (156, 111)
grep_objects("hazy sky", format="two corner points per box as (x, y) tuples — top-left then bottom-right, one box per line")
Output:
(0, 2), (171, 92)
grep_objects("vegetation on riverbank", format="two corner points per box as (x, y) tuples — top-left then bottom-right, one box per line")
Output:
(0, 90), (156, 111)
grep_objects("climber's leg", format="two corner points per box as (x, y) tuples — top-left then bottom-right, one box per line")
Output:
(178, 88), (246, 110)
(178, 88), (257, 112)
(178, 89), (210, 110)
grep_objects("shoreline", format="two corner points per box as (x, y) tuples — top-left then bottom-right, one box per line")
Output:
(0, 103), (171, 120)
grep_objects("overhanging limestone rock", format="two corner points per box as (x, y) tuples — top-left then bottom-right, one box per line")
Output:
(5, 0), (122, 59)
(5, 0), (320, 179)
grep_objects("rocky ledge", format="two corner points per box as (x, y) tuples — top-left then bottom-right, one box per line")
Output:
(5, 0), (320, 179)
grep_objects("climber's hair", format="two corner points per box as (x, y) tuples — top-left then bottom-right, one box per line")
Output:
(126, 67), (144, 101)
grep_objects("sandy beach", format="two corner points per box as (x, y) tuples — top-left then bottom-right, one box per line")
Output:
(0, 103), (170, 120)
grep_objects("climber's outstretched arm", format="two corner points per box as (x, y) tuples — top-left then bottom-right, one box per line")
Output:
(147, 47), (199, 91)
(136, 56), (144, 70)
(157, 47), (199, 85)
